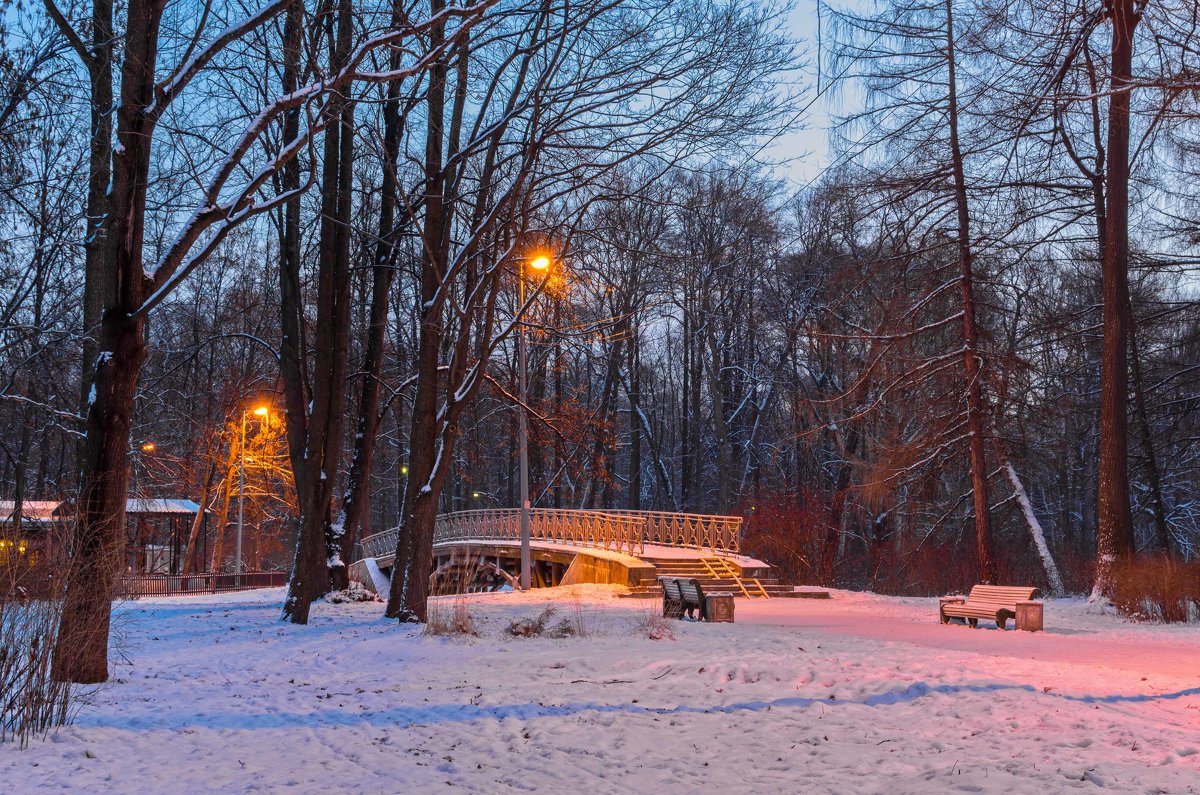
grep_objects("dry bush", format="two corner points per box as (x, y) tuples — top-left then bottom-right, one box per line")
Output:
(507, 606), (559, 637)
(1111, 556), (1200, 623)
(1, 522), (78, 747)
(633, 608), (675, 640)
(507, 605), (585, 638)
(563, 588), (609, 637)
(424, 597), (480, 636)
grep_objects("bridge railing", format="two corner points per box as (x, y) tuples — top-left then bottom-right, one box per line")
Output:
(435, 508), (646, 556)
(606, 510), (742, 554)
(357, 508), (742, 563)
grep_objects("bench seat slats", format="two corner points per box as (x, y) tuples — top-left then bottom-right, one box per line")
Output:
(659, 576), (708, 621)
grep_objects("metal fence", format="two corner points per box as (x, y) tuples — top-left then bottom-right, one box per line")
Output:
(356, 508), (743, 564)
(116, 570), (287, 599)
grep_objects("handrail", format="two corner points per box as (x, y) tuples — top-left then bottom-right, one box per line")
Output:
(357, 508), (743, 563)
(605, 509), (742, 553)
(434, 508), (646, 556)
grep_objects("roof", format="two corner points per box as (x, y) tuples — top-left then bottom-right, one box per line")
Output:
(126, 499), (201, 515)
(0, 499), (203, 522)
(0, 501), (61, 522)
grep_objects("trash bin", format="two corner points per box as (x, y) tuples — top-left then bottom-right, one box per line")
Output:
(1015, 600), (1043, 632)
(705, 592), (735, 623)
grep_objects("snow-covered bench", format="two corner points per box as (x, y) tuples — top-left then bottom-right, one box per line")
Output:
(659, 576), (707, 621)
(940, 585), (1040, 630)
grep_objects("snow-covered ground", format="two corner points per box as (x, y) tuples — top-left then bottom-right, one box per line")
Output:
(3, 586), (1199, 793)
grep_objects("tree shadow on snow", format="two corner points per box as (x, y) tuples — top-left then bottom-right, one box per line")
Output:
(73, 681), (1200, 732)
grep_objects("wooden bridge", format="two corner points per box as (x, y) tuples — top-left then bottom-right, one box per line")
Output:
(352, 508), (807, 599)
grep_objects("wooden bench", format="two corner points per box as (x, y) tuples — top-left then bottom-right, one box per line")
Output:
(659, 576), (708, 621)
(659, 576), (684, 618)
(940, 585), (1040, 630)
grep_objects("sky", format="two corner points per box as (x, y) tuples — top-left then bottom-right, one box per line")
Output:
(769, 0), (846, 190)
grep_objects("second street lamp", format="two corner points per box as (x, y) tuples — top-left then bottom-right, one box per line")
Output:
(518, 253), (552, 590)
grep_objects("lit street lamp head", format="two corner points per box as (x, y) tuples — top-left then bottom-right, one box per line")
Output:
(529, 254), (551, 271)
(140, 442), (156, 453)
(253, 406), (269, 416)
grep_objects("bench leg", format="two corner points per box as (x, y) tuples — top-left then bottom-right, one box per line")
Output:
(968, 618), (978, 628)
(996, 616), (1007, 631)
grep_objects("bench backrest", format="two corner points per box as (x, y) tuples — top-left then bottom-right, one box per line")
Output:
(678, 577), (703, 604)
(965, 584), (1040, 610)
(659, 577), (683, 601)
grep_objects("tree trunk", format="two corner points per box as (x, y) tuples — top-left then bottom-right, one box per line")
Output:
(386, 0), (448, 622)
(1000, 454), (1065, 595)
(53, 312), (146, 683)
(1127, 311), (1171, 555)
(283, 0), (356, 622)
(79, 0), (115, 425)
(628, 324), (642, 510)
(277, 0), (309, 500)
(1093, 0), (1138, 598)
(945, 0), (997, 584)
(53, 0), (165, 683)
(182, 455), (219, 574)
(333, 29), (406, 587)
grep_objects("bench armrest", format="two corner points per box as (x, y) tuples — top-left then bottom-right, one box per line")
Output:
(939, 596), (965, 605)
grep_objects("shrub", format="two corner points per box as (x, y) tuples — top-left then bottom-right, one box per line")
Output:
(1111, 556), (1200, 623)
(1, 525), (78, 747)
(424, 598), (480, 636)
(507, 606), (559, 637)
(633, 609), (674, 640)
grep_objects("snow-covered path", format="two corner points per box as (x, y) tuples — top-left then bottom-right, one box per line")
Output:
(2, 587), (1198, 794)
(737, 596), (1200, 680)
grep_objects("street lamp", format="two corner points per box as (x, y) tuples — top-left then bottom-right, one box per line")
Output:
(236, 405), (270, 584)
(518, 251), (553, 590)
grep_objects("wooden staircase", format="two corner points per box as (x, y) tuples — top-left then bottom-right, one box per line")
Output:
(625, 556), (800, 599)
(701, 557), (770, 599)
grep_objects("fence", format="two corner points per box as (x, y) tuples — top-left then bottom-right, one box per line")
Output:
(116, 570), (287, 599)
(356, 508), (744, 563)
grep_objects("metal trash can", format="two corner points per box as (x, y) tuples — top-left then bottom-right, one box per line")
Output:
(705, 592), (735, 623)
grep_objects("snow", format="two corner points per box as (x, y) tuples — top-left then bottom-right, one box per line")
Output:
(4, 587), (1199, 792)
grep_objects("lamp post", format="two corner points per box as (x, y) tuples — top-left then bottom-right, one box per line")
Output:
(518, 254), (551, 590)
(236, 405), (269, 585)
(135, 442), (155, 497)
